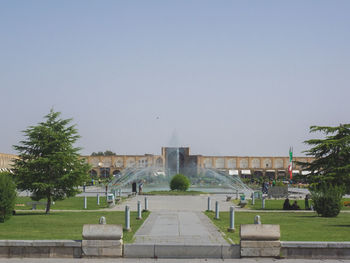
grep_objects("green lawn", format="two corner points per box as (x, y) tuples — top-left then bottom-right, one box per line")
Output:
(144, 190), (206, 195)
(205, 211), (350, 244)
(15, 196), (109, 210)
(240, 198), (350, 210)
(0, 211), (149, 243)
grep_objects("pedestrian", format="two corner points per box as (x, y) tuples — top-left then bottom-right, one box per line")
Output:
(305, 194), (310, 210)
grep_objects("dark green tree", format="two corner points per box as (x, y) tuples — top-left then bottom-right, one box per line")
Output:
(13, 110), (90, 214)
(0, 172), (17, 222)
(91, 150), (116, 156)
(91, 151), (104, 156)
(298, 124), (350, 194)
(170, 174), (190, 191)
(103, 150), (116, 156)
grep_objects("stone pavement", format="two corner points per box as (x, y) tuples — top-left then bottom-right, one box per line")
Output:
(133, 211), (227, 245)
(1, 258), (350, 263)
(110, 194), (234, 212)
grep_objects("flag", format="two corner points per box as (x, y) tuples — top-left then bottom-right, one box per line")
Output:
(288, 147), (293, 180)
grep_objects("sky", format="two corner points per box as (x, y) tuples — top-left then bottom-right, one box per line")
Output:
(1, 1), (349, 157)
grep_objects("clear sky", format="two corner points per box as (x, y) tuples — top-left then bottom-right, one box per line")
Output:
(1, 1), (349, 157)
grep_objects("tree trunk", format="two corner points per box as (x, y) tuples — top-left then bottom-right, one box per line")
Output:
(46, 195), (51, 214)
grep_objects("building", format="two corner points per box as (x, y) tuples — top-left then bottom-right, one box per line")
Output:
(0, 147), (313, 179)
(82, 147), (313, 180)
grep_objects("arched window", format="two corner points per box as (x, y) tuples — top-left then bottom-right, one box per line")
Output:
(251, 158), (260, 169)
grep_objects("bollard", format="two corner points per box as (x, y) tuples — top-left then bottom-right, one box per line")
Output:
(252, 192), (255, 205)
(254, 215), (261, 224)
(125, 205), (131, 231)
(215, 201), (219, 219)
(228, 206), (235, 232)
(207, 196), (211, 211)
(144, 197), (148, 211)
(99, 216), (106, 224)
(137, 201), (142, 219)
(97, 194), (100, 205)
(84, 196), (87, 209)
(262, 196), (265, 209)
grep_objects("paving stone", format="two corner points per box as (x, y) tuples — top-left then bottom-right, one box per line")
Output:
(241, 247), (280, 257)
(155, 244), (222, 258)
(221, 244), (240, 259)
(82, 224), (123, 240)
(241, 241), (281, 248)
(124, 244), (155, 258)
(240, 224), (280, 241)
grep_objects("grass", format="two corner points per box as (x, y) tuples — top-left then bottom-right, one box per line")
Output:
(14, 196), (110, 210)
(0, 211), (149, 243)
(205, 210), (350, 244)
(144, 190), (207, 195)
(239, 198), (350, 210)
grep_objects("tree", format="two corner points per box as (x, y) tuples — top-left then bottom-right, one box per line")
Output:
(298, 124), (350, 194)
(91, 150), (116, 156)
(13, 109), (90, 214)
(0, 172), (17, 222)
(310, 183), (343, 217)
(170, 174), (190, 191)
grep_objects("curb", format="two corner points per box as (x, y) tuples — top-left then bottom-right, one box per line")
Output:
(124, 244), (240, 258)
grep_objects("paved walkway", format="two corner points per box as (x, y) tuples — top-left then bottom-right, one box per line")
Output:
(110, 194), (234, 211)
(1, 258), (350, 263)
(134, 211), (227, 245)
(111, 194), (230, 245)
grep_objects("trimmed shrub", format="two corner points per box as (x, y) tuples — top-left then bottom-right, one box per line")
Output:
(170, 174), (190, 191)
(310, 183), (343, 217)
(0, 173), (17, 222)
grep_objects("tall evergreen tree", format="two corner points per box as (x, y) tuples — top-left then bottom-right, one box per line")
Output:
(299, 124), (350, 193)
(0, 172), (17, 222)
(13, 109), (90, 213)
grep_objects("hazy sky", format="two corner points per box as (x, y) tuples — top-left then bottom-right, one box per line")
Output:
(1, 1), (349, 157)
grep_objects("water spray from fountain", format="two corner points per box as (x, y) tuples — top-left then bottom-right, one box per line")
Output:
(108, 146), (253, 195)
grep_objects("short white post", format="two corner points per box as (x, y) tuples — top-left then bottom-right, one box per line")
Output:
(262, 195), (265, 209)
(254, 215), (261, 224)
(207, 196), (211, 211)
(215, 201), (219, 219)
(125, 205), (130, 231)
(97, 194), (100, 205)
(228, 206), (235, 232)
(137, 201), (142, 219)
(84, 196), (87, 209)
(252, 192), (255, 205)
(144, 197), (148, 211)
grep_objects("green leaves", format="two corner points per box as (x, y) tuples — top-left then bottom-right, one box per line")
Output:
(0, 173), (17, 222)
(170, 174), (190, 191)
(299, 124), (350, 194)
(310, 183), (344, 217)
(13, 109), (90, 213)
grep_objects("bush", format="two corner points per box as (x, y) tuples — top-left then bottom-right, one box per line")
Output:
(310, 184), (343, 217)
(0, 173), (17, 222)
(170, 174), (190, 191)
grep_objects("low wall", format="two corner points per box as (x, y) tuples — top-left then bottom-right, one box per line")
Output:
(1, 240), (350, 259)
(281, 241), (350, 259)
(0, 240), (81, 258)
(124, 244), (240, 259)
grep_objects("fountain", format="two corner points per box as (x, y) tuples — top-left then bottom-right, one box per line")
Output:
(108, 147), (252, 195)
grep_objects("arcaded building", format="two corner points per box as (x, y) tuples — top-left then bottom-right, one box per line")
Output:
(82, 147), (313, 179)
(0, 147), (313, 179)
